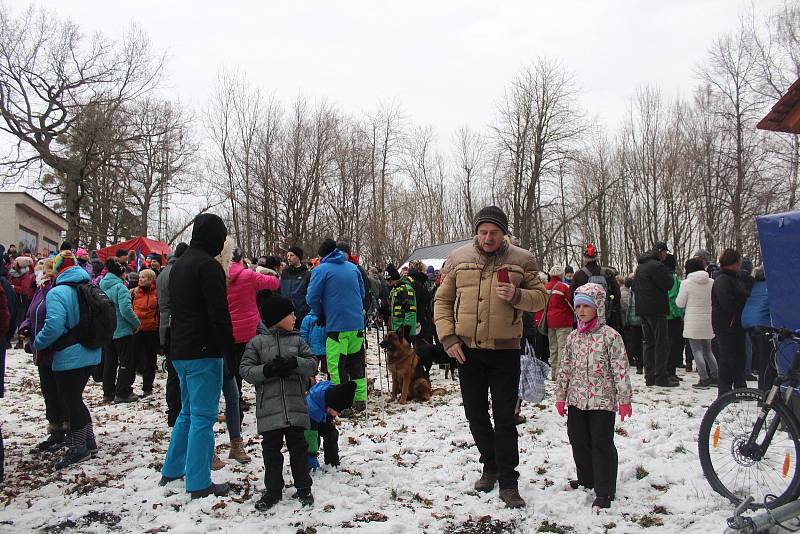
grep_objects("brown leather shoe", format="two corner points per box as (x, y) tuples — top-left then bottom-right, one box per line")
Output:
(474, 469), (497, 492)
(499, 487), (526, 508)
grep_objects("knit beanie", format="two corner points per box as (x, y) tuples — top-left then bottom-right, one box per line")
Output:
(473, 206), (509, 235)
(288, 246), (304, 260)
(76, 248), (89, 259)
(426, 265), (435, 275)
(573, 292), (597, 309)
(174, 242), (189, 258)
(318, 239), (337, 259)
(384, 263), (401, 281)
(324, 381), (356, 413)
(549, 265), (565, 278)
(53, 250), (76, 274)
(261, 294), (296, 328)
(59, 241), (73, 252)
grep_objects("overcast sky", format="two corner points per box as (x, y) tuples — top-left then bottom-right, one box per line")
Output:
(20, 0), (789, 145)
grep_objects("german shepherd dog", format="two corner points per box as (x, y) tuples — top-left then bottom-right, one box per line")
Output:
(380, 331), (432, 404)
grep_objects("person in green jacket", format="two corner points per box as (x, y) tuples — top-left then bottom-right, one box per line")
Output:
(384, 264), (417, 343)
(99, 259), (141, 404)
(664, 254), (686, 380)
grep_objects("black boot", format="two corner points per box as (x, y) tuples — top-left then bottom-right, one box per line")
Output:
(255, 491), (281, 511)
(86, 421), (97, 455)
(33, 430), (65, 453)
(292, 488), (314, 507)
(54, 427), (90, 470)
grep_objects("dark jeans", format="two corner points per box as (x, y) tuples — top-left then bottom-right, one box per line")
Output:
(623, 325), (642, 368)
(38, 363), (68, 429)
(566, 406), (618, 497)
(459, 347), (520, 489)
(749, 329), (774, 391)
(717, 329), (747, 396)
(261, 426), (312, 495)
(667, 318), (685, 375)
(134, 330), (159, 392)
(53, 365), (93, 432)
(103, 335), (136, 398)
(641, 315), (669, 384)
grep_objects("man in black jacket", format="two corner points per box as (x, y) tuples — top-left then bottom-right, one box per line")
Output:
(569, 243), (622, 332)
(161, 214), (233, 499)
(633, 242), (677, 387)
(280, 246), (310, 328)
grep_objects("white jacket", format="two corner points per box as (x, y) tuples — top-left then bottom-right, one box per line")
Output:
(675, 271), (714, 340)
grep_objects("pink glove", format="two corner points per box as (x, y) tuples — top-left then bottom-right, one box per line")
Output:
(618, 404), (632, 421)
(555, 401), (566, 417)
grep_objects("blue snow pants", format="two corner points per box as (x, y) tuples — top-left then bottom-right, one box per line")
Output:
(161, 357), (223, 492)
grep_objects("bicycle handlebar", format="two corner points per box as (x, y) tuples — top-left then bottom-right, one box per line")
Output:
(752, 325), (800, 343)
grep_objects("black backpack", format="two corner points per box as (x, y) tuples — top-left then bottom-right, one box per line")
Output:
(53, 282), (117, 350)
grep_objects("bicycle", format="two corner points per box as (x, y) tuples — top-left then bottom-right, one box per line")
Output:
(698, 326), (800, 510)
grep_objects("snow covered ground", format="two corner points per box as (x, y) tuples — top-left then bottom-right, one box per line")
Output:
(0, 340), (743, 533)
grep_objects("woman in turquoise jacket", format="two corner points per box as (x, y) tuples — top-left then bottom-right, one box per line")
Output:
(99, 260), (141, 403)
(34, 252), (101, 469)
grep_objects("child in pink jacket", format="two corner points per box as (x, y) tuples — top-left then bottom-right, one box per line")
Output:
(555, 283), (633, 511)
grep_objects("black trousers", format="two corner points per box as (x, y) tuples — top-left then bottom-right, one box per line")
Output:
(623, 325), (642, 368)
(718, 329), (747, 396)
(163, 328), (182, 427)
(667, 318), (685, 375)
(134, 330), (159, 392)
(459, 347), (520, 489)
(103, 335), (136, 398)
(641, 315), (669, 384)
(53, 366), (93, 432)
(229, 342), (246, 399)
(566, 406), (618, 497)
(751, 332), (776, 391)
(261, 426), (312, 495)
(319, 420), (339, 465)
(38, 363), (68, 429)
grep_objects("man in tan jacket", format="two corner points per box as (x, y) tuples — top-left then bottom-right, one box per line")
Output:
(434, 206), (546, 509)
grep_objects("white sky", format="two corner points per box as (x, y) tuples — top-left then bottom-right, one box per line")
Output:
(18, 0), (790, 146)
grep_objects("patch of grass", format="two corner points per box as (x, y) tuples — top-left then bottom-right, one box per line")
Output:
(390, 488), (398, 501)
(615, 427), (629, 437)
(635, 466), (649, 480)
(448, 516), (519, 534)
(529, 427), (545, 436)
(398, 424), (408, 432)
(652, 505), (669, 515)
(649, 420), (660, 430)
(650, 484), (667, 491)
(536, 466), (547, 475)
(673, 444), (687, 454)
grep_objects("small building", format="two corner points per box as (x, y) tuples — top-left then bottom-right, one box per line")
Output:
(757, 78), (800, 134)
(0, 192), (66, 255)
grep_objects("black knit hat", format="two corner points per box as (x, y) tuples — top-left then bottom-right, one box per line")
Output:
(59, 241), (73, 251)
(261, 294), (295, 328)
(318, 239), (337, 259)
(288, 246), (304, 260)
(190, 213), (228, 257)
(106, 258), (124, 278)
(384, 263), (401, 281)
(474, 206), (509, 235)
(324, 381), (356, 412)
(174, 242), (189, 258)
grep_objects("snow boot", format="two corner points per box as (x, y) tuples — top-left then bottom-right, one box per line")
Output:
(499, 487), (526, 508)
(592, 495), (612, 511)
(474, 468), (497, 492)
(159, 475), (184, 486)
(211, 453), (225, 470)
(33, 424), (65, 453)
(86, 421), (98, 455)
(255, 491), (281, 511)
(114, 393), (139, 404)
(292, 488), (314, 507)
(566, 479), (594, 491)
(190, 482), (229, 499)
(228, 437), (251, 464)
(54, 427), (90, 470)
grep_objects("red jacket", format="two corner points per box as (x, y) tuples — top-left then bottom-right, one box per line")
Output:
(227, 261), (280, 343)
(545, 277), (574, 329)
(131, 285), (159, 332)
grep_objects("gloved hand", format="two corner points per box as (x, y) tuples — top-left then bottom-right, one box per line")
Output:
(308, 455), (320, 472)
(618, 403), (633, 422)
(275, 356), (298, 377)
(555, 401), (566, 417)
(262, 358), (281, 379)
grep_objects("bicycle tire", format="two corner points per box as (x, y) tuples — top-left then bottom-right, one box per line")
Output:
(698, 388), (800, 509)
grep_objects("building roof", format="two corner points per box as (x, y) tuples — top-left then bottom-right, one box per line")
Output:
(757, 78), (800, 134)
(0, 191), (67, 230)
(404, 238), (473, 264)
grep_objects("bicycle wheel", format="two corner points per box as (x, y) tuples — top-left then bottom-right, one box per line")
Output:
(698, 388), (800, 509)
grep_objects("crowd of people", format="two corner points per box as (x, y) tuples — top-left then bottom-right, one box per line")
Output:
(0, 205), (774, 513)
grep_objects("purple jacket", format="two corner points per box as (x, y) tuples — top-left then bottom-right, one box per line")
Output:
(19, 280), (55, 366)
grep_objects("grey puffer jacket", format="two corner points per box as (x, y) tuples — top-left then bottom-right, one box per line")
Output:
(240, 323), (318, 433)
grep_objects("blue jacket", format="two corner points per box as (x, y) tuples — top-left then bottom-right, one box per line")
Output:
(99, 272), (140, 339)
(300, 311), (326, 356)
(306, 249), (365, 333)
(306, 380), (335, 424)
(742, 280), (770, 329)
(34, 266), (101, 371)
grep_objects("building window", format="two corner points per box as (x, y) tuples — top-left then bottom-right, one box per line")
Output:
(18, 225), (38, 252)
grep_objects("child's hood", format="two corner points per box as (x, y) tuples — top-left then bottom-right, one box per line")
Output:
(574, 283), (606, 326)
